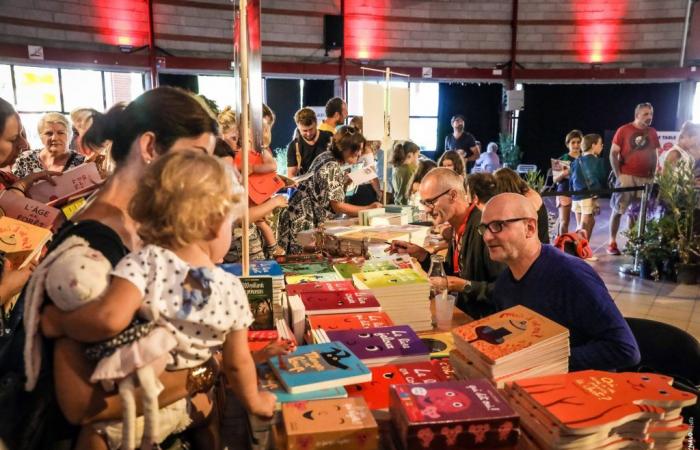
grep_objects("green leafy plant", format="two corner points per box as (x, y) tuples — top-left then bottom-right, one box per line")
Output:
(499, 132), (522, 168)
(524, 169), (545, 193)
(655, 161), (700, 265)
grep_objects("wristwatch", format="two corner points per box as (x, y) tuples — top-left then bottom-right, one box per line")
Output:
(462, 280), (472, 293)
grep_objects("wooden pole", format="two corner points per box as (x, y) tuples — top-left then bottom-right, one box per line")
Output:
(383, 67), (390, 205)
(239, 0), (250, 276)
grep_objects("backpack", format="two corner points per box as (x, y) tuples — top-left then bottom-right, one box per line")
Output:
(553, 231), (593, 259)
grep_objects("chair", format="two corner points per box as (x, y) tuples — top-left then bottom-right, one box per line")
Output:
(516, 164), (538, 174)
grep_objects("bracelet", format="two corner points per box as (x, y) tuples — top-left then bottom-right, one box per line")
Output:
(6, 186), (25, 194)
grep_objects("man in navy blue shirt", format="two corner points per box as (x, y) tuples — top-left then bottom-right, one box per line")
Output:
(440, 115), (479, 170)
(479, 193), (640, 371)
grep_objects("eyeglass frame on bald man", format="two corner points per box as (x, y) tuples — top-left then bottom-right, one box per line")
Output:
(477, 217), (534, 235)
(420, 188), (452, 208)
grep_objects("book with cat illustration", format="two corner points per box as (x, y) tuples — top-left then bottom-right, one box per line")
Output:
(324, 325), (430, 367)
(268, 342), (371, 394)
(257, 363), (347, 408)
(390, 380), (520, 450)
(282, 397), (379, 450)
(503, 370), (696, 449)
(0, 216), (52, 269)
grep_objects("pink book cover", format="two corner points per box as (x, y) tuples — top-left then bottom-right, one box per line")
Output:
(0, 190), (60, 229)
(285, 280), (356, 297)
(28, 162), (102, 206)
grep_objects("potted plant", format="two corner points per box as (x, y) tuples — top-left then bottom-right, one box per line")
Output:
(624, 217), (674, 280)
(499, 132), (522, 169)
(656, 161), (700, 284)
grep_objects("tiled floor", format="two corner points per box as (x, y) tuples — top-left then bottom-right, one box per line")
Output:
(548, 197), (700, 341)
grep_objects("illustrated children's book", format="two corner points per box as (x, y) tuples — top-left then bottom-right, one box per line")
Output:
(293, 290), (381, 316)
(27, 162), (102, 206)
(419, 331), (455, 359)
(0, 216), (52, 269)
(390, 380), (520, 450)
(285, 280), (355, 297)
(0, 190), (60, 229)
(285, 272), (342, 285)
(280, 261), (335, 277)
(451, 305), (569, 367)
(325, 325), (430, 367)
(307, 312), (394, 332)
(257, 363), (347, 408)
(248, 171), (285, 205)
(240, 276), (274, 330)
(282, 397), (379, 450)
(220, 260), (284, 277)
(269, 342), (371, 394)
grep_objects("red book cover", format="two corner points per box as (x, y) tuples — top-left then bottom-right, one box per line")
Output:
(248, 330), (278, 352)
(248, 172), (285, 205)
(390, 380), (520, 450)
(347, 365), (405, 410)
(397, 361), (450, 385)
(27, 162), (102, 206)
(307, 312), (394, 332)
(300, 291), (381, 315)
(285, 280), (356, 297)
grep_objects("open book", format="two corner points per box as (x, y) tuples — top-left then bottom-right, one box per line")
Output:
(551, 158), (571, 180)
(27, 162), (103, 206)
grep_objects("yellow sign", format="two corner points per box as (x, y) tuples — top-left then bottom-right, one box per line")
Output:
(61, 197), (86, 220)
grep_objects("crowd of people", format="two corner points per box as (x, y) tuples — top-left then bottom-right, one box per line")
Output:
(0, 86), (696, 449)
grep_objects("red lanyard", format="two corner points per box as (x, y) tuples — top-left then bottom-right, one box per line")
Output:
(453, 202), (477, 273)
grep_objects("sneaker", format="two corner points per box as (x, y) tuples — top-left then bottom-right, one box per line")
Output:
(606, 242), (621, 255)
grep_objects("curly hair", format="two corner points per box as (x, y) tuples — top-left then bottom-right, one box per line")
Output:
(130, 150), (241, 249)
(218, 106), (238, 134)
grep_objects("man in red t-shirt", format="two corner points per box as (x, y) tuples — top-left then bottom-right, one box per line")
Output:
(607, 102), (660, 255)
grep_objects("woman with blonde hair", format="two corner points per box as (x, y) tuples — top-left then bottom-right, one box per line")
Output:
(12, 112), (85, 178)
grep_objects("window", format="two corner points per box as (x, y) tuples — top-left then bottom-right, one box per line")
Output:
(198, 75), (237, 111)
(694, 82), (700, 123)
(0, 64), (146, 148)
(346, 79), (440, 152)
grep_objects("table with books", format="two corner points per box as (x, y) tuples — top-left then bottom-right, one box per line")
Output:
(227, 221), (697, 450)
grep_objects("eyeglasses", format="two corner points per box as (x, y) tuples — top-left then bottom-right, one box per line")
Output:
(477, 217), (532, 235)
(420, 189), (452, 208)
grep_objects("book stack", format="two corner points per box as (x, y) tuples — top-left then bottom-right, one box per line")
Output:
(306, 312), (394, 344)
(352, 269), (432, 331)
(450, 305), (570, 387)
(220, 260), (286, 329)
(503, 370), (697, 450)
(281, 397), (379, 450)
(257, 362), (347, 409)
(281, 260), (335, 278)
(321, 325), (430, 368)
(268, 342), (371, 394)
(286, 284), (381, 343)
(332, 254), (415, 279)
(359, 206), (416, 226)
(346, 361), (451, 410)
(339, 224), (430, 246)
(390, 379), (520, 450)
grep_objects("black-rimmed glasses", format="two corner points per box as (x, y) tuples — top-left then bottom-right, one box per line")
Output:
(477, 217), (532, 235)
(420, 189), (451, 208)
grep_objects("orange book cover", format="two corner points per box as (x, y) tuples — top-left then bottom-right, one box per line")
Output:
(452, 305), (568, 364)
(282, 397), (379, 450)
(0, 216), (52, 269)
(248, 172), (286, 205)
(307, 312), (394, 332)
(512, 371), (697, 435)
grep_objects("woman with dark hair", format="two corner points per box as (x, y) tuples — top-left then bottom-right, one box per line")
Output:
(408, 158), (437, 206)
(438, 150), (466, 178)
(494, 167), (550, 244)
(0, 87), (221, 449)
(554, 129), (583, 236)
(391, 140), (420, 205)
(277, 126), (382, 254)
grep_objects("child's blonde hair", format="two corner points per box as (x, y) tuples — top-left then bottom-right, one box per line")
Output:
(218, 106), (238, 134)
(130, 150), (240, 249)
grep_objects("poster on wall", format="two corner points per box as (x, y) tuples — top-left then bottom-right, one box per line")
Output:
(657, 131), (679, 154)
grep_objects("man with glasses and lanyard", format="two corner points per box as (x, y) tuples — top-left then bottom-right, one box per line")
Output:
(388, 168), (504, 319)
(480, 193), (640, 371)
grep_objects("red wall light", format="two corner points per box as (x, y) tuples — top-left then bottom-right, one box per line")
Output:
(574, 0), (627, 64)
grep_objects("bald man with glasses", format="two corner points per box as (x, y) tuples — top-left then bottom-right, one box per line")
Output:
(481, 193), (640, 371)
(388, 168), (504, 319)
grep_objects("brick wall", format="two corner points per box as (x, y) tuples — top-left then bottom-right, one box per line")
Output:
(0, 0), (694, 72)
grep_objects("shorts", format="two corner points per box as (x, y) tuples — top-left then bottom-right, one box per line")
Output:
(572, 198), (598, 215)
(92, 398), (192, 450)
(611, 174), (653, 215)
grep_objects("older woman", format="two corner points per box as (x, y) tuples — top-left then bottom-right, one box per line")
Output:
(12, 112), (85, 178)
(277, 126), (382, 254)
(0, 88), (220, 449)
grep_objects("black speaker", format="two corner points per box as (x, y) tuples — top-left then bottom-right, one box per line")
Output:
(158, 74), (198, 93)
(324, 15), (343, 50)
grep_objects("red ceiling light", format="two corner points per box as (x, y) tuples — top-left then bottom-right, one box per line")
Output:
(574, 0), (626, 64)
(93, 0), (149, 47)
